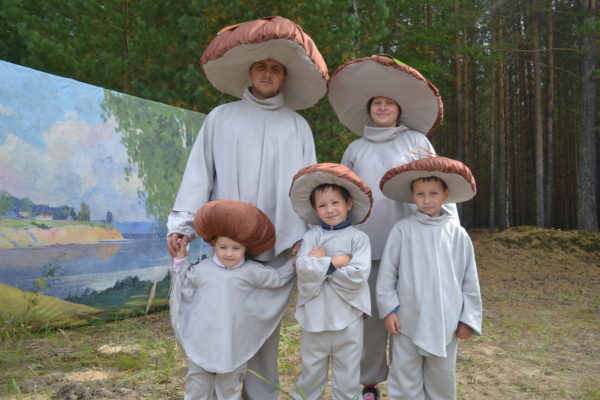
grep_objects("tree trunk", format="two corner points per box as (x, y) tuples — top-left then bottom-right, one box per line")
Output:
(532, 13), (545, 227)
(489, 64), (497, 233)
(454, 0), (465, 162)
(577, 0), (598, 231)
(545, 0), (555, 228)
(497, 28), (508, 231)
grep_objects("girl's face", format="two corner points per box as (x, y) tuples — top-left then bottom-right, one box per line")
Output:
(213, 236), (246, 268)
(369, 96), (400, 128)
(313, 187), (353, 227)
(412, 179), (448, 218)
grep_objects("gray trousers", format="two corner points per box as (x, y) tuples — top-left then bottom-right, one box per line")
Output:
(185, 360), (246, 400)
(293, 317), (363, 400)
(388, 333), (458, 400)
(360, 260), (390, 385)
(242, 250), (294, 400)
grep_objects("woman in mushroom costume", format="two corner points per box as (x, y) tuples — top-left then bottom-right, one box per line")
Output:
(376, 157), (482, 399)
(169, 200), (296, 400)
(289, 163), (372, 400)
(166, 16), (328, 399)
(328, 54), (459, 400)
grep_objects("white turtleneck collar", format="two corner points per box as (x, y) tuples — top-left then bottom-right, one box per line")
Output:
(363, 124), (410, 143)
(413, 208), (449, 225)
(243, 87), (285, 111)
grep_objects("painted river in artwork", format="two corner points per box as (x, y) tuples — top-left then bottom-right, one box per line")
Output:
(0, 238), (209, 299)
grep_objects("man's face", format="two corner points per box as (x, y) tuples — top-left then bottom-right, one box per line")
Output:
(249, 59), (286, 99)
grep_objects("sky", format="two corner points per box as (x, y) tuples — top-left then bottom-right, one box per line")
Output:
(0, 61), (148, 222)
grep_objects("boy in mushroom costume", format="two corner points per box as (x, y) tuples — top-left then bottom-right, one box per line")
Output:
(328, 54), (459, 400)
(170, 200), (296, 400)
(376, 157), (483, 399)
(166, 16), (328, 399)
(289, 163), (372, 400)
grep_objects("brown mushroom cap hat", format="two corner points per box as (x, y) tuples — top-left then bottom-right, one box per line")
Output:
(193, 200), (276, 255)
(289, 163), (373, 225)
(328, 55), (443, 136)
(380, 157), (477, 204)
(200, 16), (329, 110)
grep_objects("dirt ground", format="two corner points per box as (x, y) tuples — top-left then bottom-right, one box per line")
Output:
(1, 226), (599, 399)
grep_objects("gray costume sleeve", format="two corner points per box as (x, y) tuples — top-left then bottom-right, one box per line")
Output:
(250, 259), (296, 289)
(376, 225), (402, 319)
(329, 232), (371, 292)
(296, 230), (330, 305)
(457, 231), (483, 335)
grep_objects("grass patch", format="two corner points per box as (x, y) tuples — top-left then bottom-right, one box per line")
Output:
(1, 227), (598, 399)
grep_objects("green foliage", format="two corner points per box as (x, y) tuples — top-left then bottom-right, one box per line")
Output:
(0, 191), (16, 215)
(76, 202), (90, 221)
(0, 0), (594, 230)
(101, 90), (205, 224)
(66, 274), (171, 312)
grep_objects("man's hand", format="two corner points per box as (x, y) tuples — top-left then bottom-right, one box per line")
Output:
(167, 233), (190, 257)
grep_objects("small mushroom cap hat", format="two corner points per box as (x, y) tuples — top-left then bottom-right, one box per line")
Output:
(328, 54), (443, 136)
(193, 200), (276, 255)
(380, 157), (477, 204)
(289, 163), (373, 226)
(200, 16), (329, 110)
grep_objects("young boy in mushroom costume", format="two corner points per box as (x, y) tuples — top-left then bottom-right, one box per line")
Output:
(376, 157), (483, 399)
(328, 54), (459, 400)
(289, 163), (372, 400)
(166, 16), (328, 399)
(170, 200), (296, 400)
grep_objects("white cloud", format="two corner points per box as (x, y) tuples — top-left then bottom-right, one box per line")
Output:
(0, 117), (147, 221)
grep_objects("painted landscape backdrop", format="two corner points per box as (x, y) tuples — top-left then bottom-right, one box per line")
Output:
(0, 60), (208, 329)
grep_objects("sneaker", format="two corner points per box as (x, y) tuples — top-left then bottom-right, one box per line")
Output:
(362, 386), (379, 400)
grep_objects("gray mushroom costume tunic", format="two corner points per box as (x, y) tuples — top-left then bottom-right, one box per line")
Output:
(375, 157), (483, 357)
(169, 200), (296, 373)
(289, 163), (374, 332)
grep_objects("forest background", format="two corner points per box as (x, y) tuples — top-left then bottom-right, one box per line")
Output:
(1, 0), (598, 232)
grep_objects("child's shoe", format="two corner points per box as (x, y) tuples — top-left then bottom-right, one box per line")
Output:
(362, 385), (379, 400)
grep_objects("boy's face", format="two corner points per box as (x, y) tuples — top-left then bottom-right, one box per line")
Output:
(213, 236), (246, 268)
(313, 187), (353, 227)
(412, 179), (448, 217)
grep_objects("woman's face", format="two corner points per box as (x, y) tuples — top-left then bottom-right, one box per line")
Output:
(369, 96), (400, 128)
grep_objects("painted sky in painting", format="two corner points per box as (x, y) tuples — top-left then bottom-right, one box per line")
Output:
(0, 61), (148, 222)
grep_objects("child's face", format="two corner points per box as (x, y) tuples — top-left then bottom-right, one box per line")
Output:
(213, 236), (246, 268)
(412, 179), (448, 217)
(313, 187), (353, 226)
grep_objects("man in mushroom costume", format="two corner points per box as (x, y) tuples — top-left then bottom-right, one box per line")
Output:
(376, 156), (482, 399)
(170, 200), (296, 400)
(166, 16), (328, 400)
(328, 55), (458, 399)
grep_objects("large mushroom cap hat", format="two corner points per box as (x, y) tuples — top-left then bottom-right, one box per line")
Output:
(200, 16), (329, 110)
(289, 163), (373, 225)
(328, 54), (443, 136)
(194, 200), (276, 255)
(380, 157), (477, 204)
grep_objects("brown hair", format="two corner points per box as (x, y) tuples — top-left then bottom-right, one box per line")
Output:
(410, 176), (449, 192)
(309, 183), (352, 208)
